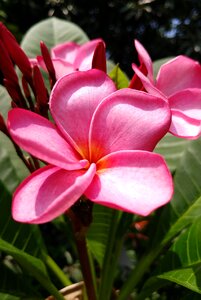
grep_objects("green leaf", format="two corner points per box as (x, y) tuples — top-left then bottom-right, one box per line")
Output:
(158, 265), (201, 295)
(21, 17), (89, 58)
(0, 85), (28, 183)
(159, 217), (201, 271)
(87, 204), (114, 266)
(145, 218), (201, 295)
(0, 191), (45, 257)
(0, 262), (42, 299)
(109, 64), (129, 89)
(0, 239), (64, 300)
(153, 57), (174, 78)
(155, 133), (190, 173)
(152, 137), (201, 246)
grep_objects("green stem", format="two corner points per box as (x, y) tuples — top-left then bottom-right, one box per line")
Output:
(43, 253), (72, 287)
(67, 208), (97, 300)
(98, 210), (121, 300)
(74, 233), (97, 300)
(88, 247), (98, 297)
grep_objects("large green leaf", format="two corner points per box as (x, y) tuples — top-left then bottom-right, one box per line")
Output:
(151, 137), (201, 246)
(159, 217), (201, 270)
(159, 265), (201, 295)
(0, 182), (46, 257)
(21, 17), (89, 58)
(87, 204), (114, 266)
(0, 85), (28, 183)
(134, 216), (201, 299)
(153, 57), (174, 78)
(155, 133), (190, 173)
(0, 239), (64, 300)
(0, 262), (41, 299)
(0, 85), (46, 257)
(157, 217), (201, 294)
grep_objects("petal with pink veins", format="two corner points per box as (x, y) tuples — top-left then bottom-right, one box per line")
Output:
(169, 110), (201, 139)
(85, 150), (173, 216)
(8, 108), (88, 170)
(89, 88), (171, 162)
(156, 55), (201, 97)
(50, 69), (116, 157)
(12, 163), (96, 224)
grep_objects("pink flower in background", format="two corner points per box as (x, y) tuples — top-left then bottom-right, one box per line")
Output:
(31, 38), (105, 79)
(8, 69), (173, 224)
(131, 40), (201, 139)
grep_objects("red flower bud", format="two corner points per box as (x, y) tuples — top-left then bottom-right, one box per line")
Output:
(33, 65), (49, 118)
(92, 41), (107, 73)
(0, 40), (18, 85)
(129, 63), (147, 90)
(40, 41), (56, 85)
(4, 79), (27, 108)
(0, 22), (32, 81)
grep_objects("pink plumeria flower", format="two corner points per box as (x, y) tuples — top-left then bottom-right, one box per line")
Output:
(31, 38), (104, 79)
(8, 69), (173, 224)
(131, 40), (201, 139)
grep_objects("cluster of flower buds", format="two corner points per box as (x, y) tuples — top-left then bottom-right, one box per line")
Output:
(0, 22), (51, 118)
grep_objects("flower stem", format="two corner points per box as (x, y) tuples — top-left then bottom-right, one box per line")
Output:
(67, 204), (97, 300)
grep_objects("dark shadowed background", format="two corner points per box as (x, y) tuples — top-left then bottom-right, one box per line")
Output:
(1, 0), (201, 76)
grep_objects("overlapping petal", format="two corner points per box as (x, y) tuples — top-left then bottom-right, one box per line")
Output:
(8, 108), (87, 170)
(134, 40), (153, 81)
(12, 163), (96, 224)
(169, 88), (201, 120)
(169, 110), (201, 139)
(51, 41), (79, 62)
(89, 88), (171, 162)
(74, 38), (104, 70)
(51, 59), (75, 78)
(85, 151), (173, 216)
(132, 63), (166, 99)
(168, 88), (201, 138)
(50, 69), (116, 157)
(156, 56), (201, 96)
(133, 42), (201, 140)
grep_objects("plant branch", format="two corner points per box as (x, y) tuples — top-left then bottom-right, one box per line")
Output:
(67, 203), (97, 300)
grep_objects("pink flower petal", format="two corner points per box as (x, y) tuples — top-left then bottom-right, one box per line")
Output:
(132, 63), (166, 99)
(74, 39), (104, 71)
(52, 59), (75, 79)
(85, 150), (173, 216)
(134, 40), (153, 81)
(50, 69), (116, 158)
(8, 108), (88, 170)
(12, 163), (96, 224)
(89, 88), (171, 162)
(169, 88), (201, 120)
(51, 41), (79, 62)
(156, 55), (201, 96)
(169, 110), (201, 139)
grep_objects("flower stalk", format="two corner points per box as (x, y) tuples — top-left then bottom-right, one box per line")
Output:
(67, 199), (97, 300)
